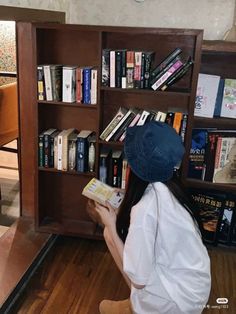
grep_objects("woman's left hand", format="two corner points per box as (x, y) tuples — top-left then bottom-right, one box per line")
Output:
(94, 201), (117, 229)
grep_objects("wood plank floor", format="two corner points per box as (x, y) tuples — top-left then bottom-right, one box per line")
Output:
(11, 236), (236, 314)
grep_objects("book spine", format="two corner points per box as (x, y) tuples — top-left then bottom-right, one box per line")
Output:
(161, 58), (193, 91)
(77, 137), (89, 172)
(51, 66), (62, 101)
(121, 158), (128, 189)
(150, 47), (182, 79)
(62, 136), (69, 171)
(144, 52), (154, 89)
(110, 50), (116, 88)
(102, 49), (110, 87)
(126, 51), (134, 88)
(172, 112), (183, 134)
(151, 59), (183, 91)
(134, 51), (142, 89)
(180, 114), (188, 143)
(119, 112), (141, 142)
(136, 110), (150, 126)
(62, 67), (76, 103)
(88, 141), (96, 172)
(140, 52), (145, 89)
(100, 108), (127, 141)
(54, 135), (59, 169)
(165, 112), (175, 126)
(115, 50), (122, 88)
(44, 134), (50, 168)
(76, 67), (83, 103)
(37, 66), (45, 100)
(43, 65), (53, 101)
(121, 50), (127, 88)
(68, 139), (77, 171)
(91, 69), (97, 105)
(83, 68), (91, 104)
(112, 112), (136, 142)
(218, 199), (235, 245)
(99, 155), (108, 183)
(57, 134), (63, 170)
(112, 155), (122, 188)
(38, 133), (44, 167)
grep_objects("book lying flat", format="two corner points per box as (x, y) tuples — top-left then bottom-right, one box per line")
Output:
(82, 178), (125, 209)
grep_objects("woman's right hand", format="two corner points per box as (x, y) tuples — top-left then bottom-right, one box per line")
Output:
(86, 199), (104, 226)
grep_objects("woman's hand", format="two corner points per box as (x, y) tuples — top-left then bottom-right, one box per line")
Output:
(94, 201), (117, 229)
(86, 199), (103, 225)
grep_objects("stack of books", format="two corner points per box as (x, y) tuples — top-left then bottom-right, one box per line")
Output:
(188, 128), (236, 184)
(37, 65), (97, 104)
(100, 106), (188, 144)
(38, 128), (96, 173)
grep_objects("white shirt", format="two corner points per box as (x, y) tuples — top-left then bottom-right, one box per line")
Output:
(123, 182), (211, 314)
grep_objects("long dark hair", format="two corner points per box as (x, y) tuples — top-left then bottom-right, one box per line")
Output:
(116, 169), (203, 243)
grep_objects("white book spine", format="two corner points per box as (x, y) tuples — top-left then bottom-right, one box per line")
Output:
(91, 69), (97, 104)
(43, 65), (53, 101)
(57, 133), (63, 170)
(63, 67), (76, 102)
(121, 159), (128, 189)
(136, 110), (150, 126)
(110, 51), (115, 88)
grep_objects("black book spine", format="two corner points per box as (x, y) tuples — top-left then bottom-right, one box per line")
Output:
(144, 52), (155, 89)
(140, 52), (145, 89)
(150, 47), (182, 79)
(218, 198), (235, 245)
(115, 50), (122, 88)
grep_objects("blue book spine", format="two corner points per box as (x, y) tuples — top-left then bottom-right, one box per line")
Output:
(76, 138), (89, 172)
(213, 78), (225, 117)
(83, 68), (91, 104)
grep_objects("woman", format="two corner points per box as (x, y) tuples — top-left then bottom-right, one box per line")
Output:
(88, 121), (211, 314)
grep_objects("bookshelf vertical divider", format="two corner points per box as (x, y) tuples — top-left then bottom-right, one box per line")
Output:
(17, 22), (204, 237)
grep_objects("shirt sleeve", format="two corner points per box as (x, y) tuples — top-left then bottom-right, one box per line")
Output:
(123, 223), (156, 286)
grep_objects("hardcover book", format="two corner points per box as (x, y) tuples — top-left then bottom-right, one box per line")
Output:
(82, 178), (124, 209)
(77, 130), (94, 172)
(37, 65), (45, 100)
(43, 65), (53, 101)
(43, 128), (57, 168)
(76, 67), (83, 103)
(83, 67), (92, 104)
(102, 49), (111, 86)
(50, 64), (62, 101)
(126, 51), (135, 88)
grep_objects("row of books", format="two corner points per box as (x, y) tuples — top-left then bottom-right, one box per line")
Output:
(38, 128), (96, 173)
(37, 64), (97, 104)
(99, 147), (130, 190)
(191, 190), (236, 246)
(100, 106), (188, 143)
(188, 128), (236, 184)
(102, 47), (193, 91)
(194, 73), (236, 119)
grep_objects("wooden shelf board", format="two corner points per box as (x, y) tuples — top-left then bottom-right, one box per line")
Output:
(101, 86), (191, 96)
(38, 167), (95, 177)
(193, 116), (236, 128)
(184, 178), (236, 192)
(98, 140), (124, 146)
(203, 40), (236, 53)
(38, 101), (97, 109)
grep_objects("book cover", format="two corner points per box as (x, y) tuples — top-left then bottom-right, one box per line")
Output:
(77, 130), (93, 172)
(62, 66), (76, 103)
(191, 191), (224, 245)
(150, 47), (182, 80)
(100, 107), (128, 141)
(194, 73), (220, 118)
(37, 65), (45, 101)
(68, 131), (78, 171)
(82, 177), (124, 209)
(50, 64), (62, 101)
(188, 128), (208, 180)
(102, 49), (111, 87)
(220, 78), (236, 119)
(218, 198), (235, 245)
(213, 137), (236, 184)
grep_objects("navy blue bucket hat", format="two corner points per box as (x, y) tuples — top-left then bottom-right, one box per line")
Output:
(124, 121), (185, 183)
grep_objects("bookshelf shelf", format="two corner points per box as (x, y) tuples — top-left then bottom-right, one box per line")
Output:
(38, 167), (95, 177)
(17, 22), (203, 237)
(193, 116), (236, 129)
(184, 178), (236, 193)
(38, 101), (98, 109)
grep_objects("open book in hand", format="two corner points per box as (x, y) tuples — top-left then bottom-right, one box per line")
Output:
(82, 178), (125, 209)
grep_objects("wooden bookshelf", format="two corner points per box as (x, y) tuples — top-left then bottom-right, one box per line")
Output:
(186, 40), (236, 195)
(17, 22), (203, 237)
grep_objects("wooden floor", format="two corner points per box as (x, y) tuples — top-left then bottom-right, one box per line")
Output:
(11, 236), (236, 314)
